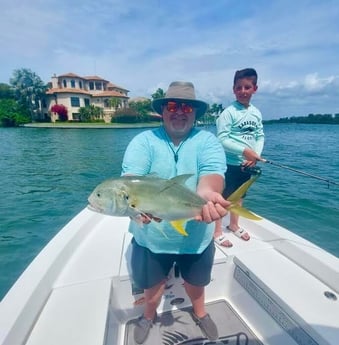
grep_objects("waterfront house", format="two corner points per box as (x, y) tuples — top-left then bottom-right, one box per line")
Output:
(43, 73), (129, 122)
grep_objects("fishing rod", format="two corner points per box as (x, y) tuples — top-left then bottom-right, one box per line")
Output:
(261, 159), (339, 188)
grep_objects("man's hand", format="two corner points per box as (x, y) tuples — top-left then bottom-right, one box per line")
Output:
(138, 213), (162, 224)
(195, 191), (230, 223)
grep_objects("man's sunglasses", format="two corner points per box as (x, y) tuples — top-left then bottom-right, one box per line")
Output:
(165, 101), (194, 114)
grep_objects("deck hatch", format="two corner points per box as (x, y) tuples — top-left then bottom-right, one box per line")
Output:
(234, 266), (319, 345)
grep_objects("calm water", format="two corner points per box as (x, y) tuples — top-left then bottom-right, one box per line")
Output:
(0, 124), (338, 300)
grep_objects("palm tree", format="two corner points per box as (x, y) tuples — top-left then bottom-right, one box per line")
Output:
(209, 103), (224, 117)
(129, 99), (153, 122)
(108, 98), (121, 111)
(10, 68), (47, 122)
(151, 88), (165, 100)
(78, 106), (91, 122)
(90, 105), (104, 120)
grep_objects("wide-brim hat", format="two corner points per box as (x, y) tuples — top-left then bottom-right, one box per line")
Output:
(152, 81), (208, 119)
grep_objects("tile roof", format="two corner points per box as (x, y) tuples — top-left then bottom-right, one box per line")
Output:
(49, 73), (130, 95)
(58, 73), (82, 78)
(107, 82), (130, 92)
(46, 88), (128, 98)
(92, 91), (129, 98)
(83, 75), (109, 82)
(46, 88), (91, 95)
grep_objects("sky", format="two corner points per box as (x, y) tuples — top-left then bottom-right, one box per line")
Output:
(1, 0), (339, 119)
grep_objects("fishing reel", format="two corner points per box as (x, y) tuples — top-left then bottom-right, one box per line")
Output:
(242, 166), (262, 176)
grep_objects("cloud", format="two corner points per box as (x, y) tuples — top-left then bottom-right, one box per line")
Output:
(1, 0), (339, 119)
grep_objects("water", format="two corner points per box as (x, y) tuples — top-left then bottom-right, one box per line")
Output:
(0, 124), (338, 300)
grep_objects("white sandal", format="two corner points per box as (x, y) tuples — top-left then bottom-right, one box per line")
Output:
(214, 234), (233, 247)
(228, 226), (250, 241)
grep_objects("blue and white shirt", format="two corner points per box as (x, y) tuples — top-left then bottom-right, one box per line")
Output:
(217, 101), (265, 166)
(121, 126), (226, 254)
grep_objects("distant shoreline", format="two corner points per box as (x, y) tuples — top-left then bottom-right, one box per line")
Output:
(22, 122), (162, 129)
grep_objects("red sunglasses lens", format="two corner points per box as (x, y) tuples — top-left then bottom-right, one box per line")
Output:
(181, 104), (193, 113)
(166, 102), (193, 113)
(166, 102), (178, 112)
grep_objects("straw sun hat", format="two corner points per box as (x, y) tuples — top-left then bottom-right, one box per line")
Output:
(151, 81), (208, 119)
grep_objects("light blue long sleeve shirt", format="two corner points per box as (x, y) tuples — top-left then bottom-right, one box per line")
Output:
(121, 126), (226, 254)
(216, 101), (265, 166)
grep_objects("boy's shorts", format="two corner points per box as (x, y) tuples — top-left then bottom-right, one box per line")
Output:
(131, 238), (215, 289)
(222, 164), (252, 199)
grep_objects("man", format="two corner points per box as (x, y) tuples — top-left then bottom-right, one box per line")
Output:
(122, 81), (230, 343)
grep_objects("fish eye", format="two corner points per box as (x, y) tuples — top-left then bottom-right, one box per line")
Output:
(96, 192), (101, 198)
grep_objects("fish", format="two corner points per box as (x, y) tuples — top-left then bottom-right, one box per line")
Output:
(87, 173), (261, 236)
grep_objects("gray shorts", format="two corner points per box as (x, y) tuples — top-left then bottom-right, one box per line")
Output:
(131, 238), (215, 289)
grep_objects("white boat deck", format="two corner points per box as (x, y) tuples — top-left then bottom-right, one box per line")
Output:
(0, 208), (338, 345)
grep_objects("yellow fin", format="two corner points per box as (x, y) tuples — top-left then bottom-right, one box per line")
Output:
(229, 205), (262, 220)
(226, 175), (262, 221)
(170, 220), (189, 236)
(227, 176), (259, 203)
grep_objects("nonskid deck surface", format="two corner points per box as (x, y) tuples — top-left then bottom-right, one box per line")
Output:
(125, 300), (262, 345)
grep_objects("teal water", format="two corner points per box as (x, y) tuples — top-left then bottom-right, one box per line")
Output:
(0, 124), (338, 300)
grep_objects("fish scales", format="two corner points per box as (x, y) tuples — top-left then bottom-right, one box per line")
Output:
(88, 174), (205, 221)
(88, 173), (262, 236)
(126, 179), (205, 220)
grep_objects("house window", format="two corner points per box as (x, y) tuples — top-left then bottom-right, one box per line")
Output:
(95, 82), (102, 90)
(71, 80), (75, 88)
(84, 98), (90, 106)
(63, 79), (67, 88)
(71, 97), (80, 107)
(89, 82), (94, 90)
(79, 81), (83, 89)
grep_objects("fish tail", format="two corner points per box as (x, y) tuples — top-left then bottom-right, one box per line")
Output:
(225, 175), (262, 221)
(227, 175), (259, 203)
(229, 205), (262, 220)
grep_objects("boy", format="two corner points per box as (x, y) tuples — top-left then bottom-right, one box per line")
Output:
(214, 68), (265, 247)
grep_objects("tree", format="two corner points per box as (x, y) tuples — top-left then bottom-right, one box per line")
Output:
(108, 98), (121, 110)
(0, 83), (14, 99)
(208, 103), (224, 117)
(129, 99), (152, 122)
(10, 68), (47, 122)
(78, 105), (103, 122)
(0, 99), (30, 126)
(78, 106), (91, 122)
(90, 104), (104, 120)
(151, 88), (165, 100)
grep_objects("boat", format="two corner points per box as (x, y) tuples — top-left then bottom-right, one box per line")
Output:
(0, 207), (338, 345)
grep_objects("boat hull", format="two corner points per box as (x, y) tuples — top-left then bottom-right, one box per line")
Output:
(1, 208), (339, 345)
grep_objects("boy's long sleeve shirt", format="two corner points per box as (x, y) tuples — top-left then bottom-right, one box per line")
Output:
(217, 101), (265, 166)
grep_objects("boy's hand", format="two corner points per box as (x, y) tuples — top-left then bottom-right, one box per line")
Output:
(242, 147), (264, 166)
